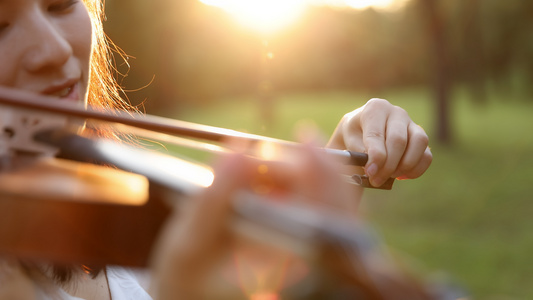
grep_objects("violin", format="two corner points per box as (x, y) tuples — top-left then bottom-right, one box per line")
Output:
(0, 86), (442, 299)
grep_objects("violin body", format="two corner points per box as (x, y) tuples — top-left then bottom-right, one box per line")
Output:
(0, 157), (170, 267)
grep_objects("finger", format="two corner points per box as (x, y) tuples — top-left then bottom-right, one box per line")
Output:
(280, 143), (360, 215)
(198, 153), (251, 215)
(326, 107), (363, 150)
(391, 123), (429, 178)
(153, 153), (249, 267)
(359, 99), (390, 177)
(370, 110), (410, 186)
(150, 153), (251, 299)
(291, 125), (341, 201)
(397, 147), (433, 180)
(295, 145), (345, 202)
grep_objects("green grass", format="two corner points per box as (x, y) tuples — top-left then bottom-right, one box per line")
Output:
(167, 88), (533, 299)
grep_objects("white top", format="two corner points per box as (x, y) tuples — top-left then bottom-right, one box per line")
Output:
(107, 266), (152, 300)
(35, 266), (153, 300)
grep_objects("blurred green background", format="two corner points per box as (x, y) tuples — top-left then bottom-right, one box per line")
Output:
(103, 0), (533, 298)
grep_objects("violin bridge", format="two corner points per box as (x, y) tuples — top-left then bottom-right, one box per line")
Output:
(0, 106), (68, 157)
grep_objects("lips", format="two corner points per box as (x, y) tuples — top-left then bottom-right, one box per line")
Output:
(49, 86), (72, 97)
(41, 79), (80, 102)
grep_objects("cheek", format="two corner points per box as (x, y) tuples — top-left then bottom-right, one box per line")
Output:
(0, 60), (13, 87)
(0, 39), (21, 87)
(67, 6), (93, 84)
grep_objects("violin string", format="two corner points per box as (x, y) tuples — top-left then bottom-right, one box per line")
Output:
(94, 121), (230, 156)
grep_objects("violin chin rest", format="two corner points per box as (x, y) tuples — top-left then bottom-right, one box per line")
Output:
(0, 157), (149, 205)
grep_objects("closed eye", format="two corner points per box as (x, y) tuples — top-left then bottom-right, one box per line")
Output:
(48, 0), (79, 14)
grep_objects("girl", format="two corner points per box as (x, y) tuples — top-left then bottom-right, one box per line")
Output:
(0, 0), (432, 298)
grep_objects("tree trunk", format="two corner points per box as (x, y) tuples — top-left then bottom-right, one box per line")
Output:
(462, 0), (487, 105)
(420, 0), (453, 144)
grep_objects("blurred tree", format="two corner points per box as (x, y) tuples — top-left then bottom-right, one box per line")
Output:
(105, 0), (261, 114)
(103, 0), (533, 141)
(459, 0), (487, 105)
(415, 0), (452, 144)
(481, 0), (533, 97)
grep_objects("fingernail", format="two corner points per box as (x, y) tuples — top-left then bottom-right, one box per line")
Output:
(365, 163), (378, 177)
(396, 175), (409, 180)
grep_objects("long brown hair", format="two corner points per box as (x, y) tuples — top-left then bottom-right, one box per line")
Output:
(84, 0), (132, 112)
(82, 0), (140, 142)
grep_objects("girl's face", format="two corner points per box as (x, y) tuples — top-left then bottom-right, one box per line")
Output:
(0, 0), (92, 104)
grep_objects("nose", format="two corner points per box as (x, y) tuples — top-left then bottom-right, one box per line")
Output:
(22, 15), (73, 72)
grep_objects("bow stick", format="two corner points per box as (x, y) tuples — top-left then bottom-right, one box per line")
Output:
(0, 86), (394, 189)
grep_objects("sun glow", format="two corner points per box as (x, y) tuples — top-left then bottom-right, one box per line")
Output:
(200, 0), (404, 33)
(200, 0), (307, 33)
(344, 0), (397, 9)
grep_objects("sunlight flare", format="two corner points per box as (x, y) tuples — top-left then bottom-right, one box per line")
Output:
(344, 0), (398, 9)
(200, 0), (307, 33)
(200, 0), (406, 33)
